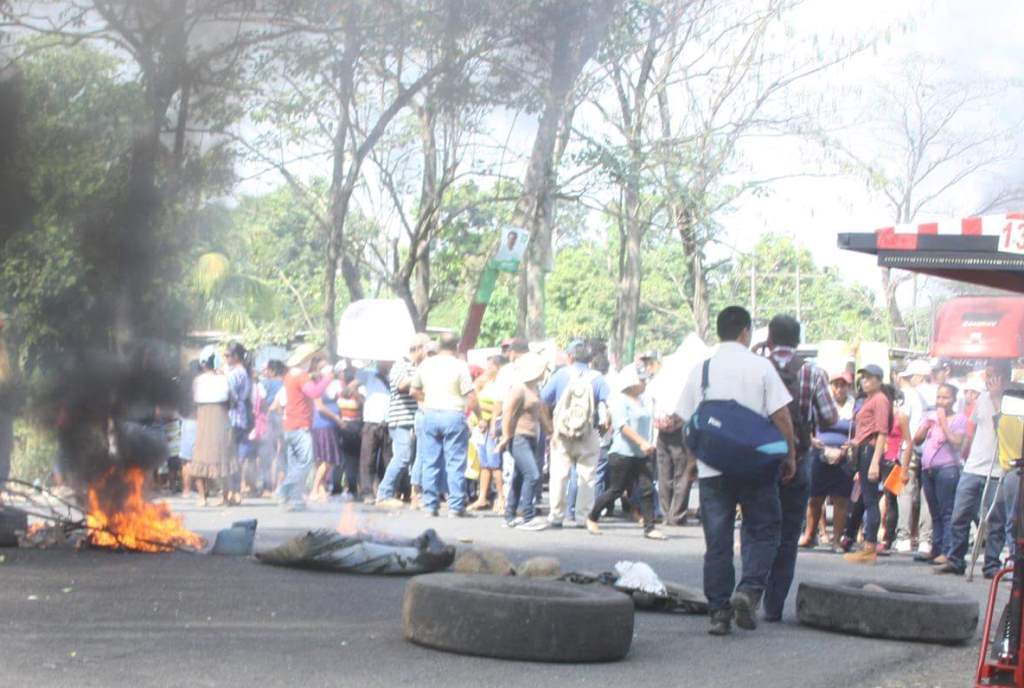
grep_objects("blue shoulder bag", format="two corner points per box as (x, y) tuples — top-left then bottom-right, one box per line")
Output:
(684, 359), (789, 479)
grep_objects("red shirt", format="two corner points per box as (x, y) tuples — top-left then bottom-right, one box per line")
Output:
(854, 391), (891, 446)
(283, 369), (332, 432)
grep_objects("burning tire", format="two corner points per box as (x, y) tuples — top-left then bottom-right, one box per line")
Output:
(403, 573), (634, 662)
(797, 579), (978, 645)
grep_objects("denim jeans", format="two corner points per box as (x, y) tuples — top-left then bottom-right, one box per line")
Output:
(856, 444), (885, 544)
(995, 469), (1020, 559)
(279, 428), (314, 506)
(590, 453), (656, 531)
(410, 411), (425, 489)
(921, 464), (961, 556)
(699, 474), (782, 612)
(377, 425), (413, 501)
(764, 455), (811, 619)
(506, 435), (541, 522)
(946, 473), (1003, 574)
(420, 410), (469, 513)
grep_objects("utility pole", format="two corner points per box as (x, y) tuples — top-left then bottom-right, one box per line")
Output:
(795, 262), (802, 323)
(750, 264), (757, 321)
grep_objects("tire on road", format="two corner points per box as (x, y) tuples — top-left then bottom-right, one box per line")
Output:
(797, 578), (978, 645)
(403, 573), (634, 662)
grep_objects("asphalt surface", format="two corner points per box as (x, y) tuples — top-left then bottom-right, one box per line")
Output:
(0, 495), (999, 688)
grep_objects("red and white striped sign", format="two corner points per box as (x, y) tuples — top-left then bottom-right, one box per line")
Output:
(874, 212), (1024, 254)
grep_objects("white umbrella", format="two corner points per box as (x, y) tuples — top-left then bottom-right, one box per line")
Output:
(336, 299), (416, 362)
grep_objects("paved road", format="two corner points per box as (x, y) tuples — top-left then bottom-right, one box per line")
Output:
(0, 496), (995, 688)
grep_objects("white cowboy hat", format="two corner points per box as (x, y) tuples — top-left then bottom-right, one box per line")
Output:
(515, 353), (548, 383)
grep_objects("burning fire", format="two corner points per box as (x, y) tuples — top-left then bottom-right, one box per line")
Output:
(86, 467), (205, 552)
(336, 502), (361, 536)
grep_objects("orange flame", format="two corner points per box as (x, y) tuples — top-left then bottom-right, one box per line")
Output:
(86, 467), (205, 552)
(336, 502), (360, 536)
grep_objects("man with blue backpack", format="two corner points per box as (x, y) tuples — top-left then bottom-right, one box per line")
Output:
(677, 306), (796, 636)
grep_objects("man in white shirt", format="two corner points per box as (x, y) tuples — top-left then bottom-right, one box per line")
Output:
(676, 306), (795, 636)
(897, 359), (934, 555)
(936, 361), (1009, 577)
(357, 362), (393, 501)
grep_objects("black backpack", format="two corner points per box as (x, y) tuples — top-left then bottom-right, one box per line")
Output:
(772, 355), (813, 457)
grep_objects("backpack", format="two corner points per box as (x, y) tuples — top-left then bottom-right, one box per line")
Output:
(772, 354), (813, 457)
(554, 368), (599, 440)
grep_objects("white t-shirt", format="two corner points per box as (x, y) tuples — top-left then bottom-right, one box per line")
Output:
(963, 391), (1003, 478)
(676, 342), (793, 478)
(193, 372), (229, 404)
(357, 368), (391, 424)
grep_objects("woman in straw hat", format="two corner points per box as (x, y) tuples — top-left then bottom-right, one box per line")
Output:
(586, 366), (666, 540)
(497, 352), (552, 530)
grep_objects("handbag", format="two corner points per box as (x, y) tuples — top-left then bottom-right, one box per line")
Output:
(684, 359), (788, 480)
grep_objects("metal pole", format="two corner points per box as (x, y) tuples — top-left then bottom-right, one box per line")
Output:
(796, 262), (802, 322)
(750, 264), (756, 321)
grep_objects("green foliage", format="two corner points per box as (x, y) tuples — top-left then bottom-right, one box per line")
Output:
(714, 235), (887, 343)
(10, 420), (58, 483)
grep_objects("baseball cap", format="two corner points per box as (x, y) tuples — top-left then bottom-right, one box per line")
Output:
(506, 337), (529, 354)
(639, 350), (661, 362)
(830, 370), (854, 385)
(857, 364), (885, 380)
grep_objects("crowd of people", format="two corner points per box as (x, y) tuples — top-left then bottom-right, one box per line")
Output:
(147, 304), (1020, 635)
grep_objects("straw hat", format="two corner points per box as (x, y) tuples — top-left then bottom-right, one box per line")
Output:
(286, 342), (322, 368)
(515, 353), (548, 383)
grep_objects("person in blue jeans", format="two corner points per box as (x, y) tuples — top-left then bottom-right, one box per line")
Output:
(497, 353), (552, 530)
(675, 306), (796, 636)
(938, 363), (1010, 577)
(762, 315), (838, 621)
(377, 334), (431, 506)
(410, 333), (477, 517)
(913, 383), (967, 563)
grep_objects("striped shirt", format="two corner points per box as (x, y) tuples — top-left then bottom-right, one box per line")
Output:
(386, 358), (418, 428)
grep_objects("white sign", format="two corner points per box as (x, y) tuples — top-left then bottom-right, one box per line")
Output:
(336, 299), (416, 362)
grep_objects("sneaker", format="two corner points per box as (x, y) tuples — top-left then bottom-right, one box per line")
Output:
(375, 498), (405, 510)
(730, 590), (760, 630)
(428, 508), (440, 517)
(503, 517), (526, 529)
(517, 518), (550, 531)
(838, 535), (853, 553)
(644, 529), (668, 541)
(913, 552), (937, 563)
(585, 518), (603, 535)
(708, 610), (733, 636)
(448, 510), (473, 519)
(933, 562), (964, 576)
(547, 519), (563, 529)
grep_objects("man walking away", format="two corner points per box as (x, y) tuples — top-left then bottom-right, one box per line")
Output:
(376, 334), (431, 507)
(763, 315), (838, 621)
(278, 344), (334, 511)
(411, 333), (477, 517)
(357, 361), (393, 501)
(542, 340), (610, 528)
(936, 361), (1009, 577)
(677, 306), (795, 636)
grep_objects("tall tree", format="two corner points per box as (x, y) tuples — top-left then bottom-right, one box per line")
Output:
(506, 0), (619, 340)
(821, 57), (1021, 346)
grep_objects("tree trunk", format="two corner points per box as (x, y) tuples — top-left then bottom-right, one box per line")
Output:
(514, 0), (618, 339)
(880, 267), (910, 348)
(613, 189), (642, 363)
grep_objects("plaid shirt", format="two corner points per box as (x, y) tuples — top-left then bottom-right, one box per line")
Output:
(770, 347), (839, 431)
